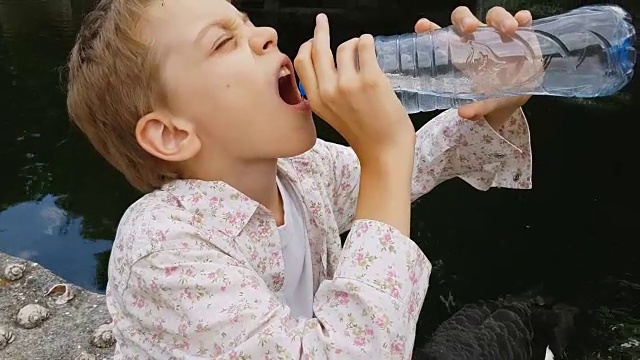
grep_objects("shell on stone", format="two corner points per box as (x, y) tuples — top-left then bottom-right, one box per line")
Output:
(16, 303), (50, 329)
(3, 263), (25, 281)
(74, 352), (96, 360)
(45, 283), (75, 305)
(0, 325), (15, 350)
(90, 322), (116, 348)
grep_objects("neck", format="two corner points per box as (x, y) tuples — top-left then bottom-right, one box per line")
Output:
(182, 156), (284, 224)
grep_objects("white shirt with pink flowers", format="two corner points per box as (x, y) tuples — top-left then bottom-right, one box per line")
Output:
(106, 108), (533, 359)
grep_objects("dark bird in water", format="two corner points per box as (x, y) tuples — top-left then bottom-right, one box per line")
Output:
(413, 294), (579, 360)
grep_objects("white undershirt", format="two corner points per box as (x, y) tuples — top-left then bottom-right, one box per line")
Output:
(276, 175), (314, 319)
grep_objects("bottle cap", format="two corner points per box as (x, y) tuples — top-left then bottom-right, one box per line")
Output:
(298, 81), (306, 98)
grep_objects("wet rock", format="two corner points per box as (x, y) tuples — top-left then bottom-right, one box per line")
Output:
(3, 263), (25, 281)
(0, 251), (113, 359)
(16, 304), (49, 329)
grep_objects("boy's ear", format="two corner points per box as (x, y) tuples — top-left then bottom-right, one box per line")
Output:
(135, 112), (201, 162)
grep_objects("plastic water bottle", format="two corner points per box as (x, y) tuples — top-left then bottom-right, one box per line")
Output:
(298, 4), (636, 114)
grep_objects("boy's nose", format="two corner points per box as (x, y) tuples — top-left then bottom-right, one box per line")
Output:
(249, 26), (278, 54)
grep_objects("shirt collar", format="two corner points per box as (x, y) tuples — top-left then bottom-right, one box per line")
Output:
(161, 179), (260, 239)
(159, 162), (298, 239)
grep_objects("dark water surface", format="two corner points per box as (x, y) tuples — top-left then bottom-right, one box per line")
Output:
(0, 0), (638, 358)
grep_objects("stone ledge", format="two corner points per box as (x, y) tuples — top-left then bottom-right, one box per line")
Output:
(0, 251), (114, 360)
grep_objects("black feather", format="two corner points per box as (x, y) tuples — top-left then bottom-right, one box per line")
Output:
(413, 295), (579, 360)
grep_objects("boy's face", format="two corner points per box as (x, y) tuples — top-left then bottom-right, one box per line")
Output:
(141, 0), (316, 166)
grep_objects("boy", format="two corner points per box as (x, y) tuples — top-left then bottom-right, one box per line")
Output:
(67, 0), (534, 358)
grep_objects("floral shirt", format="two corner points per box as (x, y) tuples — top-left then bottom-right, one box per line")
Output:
(106, 108), (532, 359)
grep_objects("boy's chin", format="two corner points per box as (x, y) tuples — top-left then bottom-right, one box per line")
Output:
(277, 129), (317, 158)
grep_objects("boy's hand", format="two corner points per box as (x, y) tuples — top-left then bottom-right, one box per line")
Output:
(414, 6), (533, 129)
(295, 14), (415, 166)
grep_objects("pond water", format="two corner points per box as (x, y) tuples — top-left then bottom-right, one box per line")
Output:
(0, 0), (638, 358)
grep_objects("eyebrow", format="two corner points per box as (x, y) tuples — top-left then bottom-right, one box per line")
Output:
(194, 12), (250, 44)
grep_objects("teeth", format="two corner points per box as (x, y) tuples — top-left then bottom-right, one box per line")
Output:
(279, 66), (291, 78)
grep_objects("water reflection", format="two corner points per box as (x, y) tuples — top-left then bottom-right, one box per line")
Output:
(0, 194), (113, 290)
(0, 0), (638, 358)
(0, 0), (140, 291)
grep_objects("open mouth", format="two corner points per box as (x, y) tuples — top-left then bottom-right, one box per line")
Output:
(277, 59), (303, 106)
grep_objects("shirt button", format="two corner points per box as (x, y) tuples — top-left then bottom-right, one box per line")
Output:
(513, 172), (521, 181)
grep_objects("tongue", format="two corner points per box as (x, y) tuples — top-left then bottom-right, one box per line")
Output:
(278, 75), (301, 105)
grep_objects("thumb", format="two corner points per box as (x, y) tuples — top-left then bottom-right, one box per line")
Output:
(458, 99), (500, 121)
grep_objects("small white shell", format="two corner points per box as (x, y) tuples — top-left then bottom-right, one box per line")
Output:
(45, 283), (75, 305)
(90, 322), (116, 348)
(74, 352), (96, 360)
(16, 303), (50, 329)
(0, 325), (15, 350)
(3, 263), (25, 281)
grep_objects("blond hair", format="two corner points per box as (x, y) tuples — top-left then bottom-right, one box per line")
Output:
(66, 0), (174, 192)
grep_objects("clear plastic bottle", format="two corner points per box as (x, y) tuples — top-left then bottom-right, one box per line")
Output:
(298, 5), (636, 114)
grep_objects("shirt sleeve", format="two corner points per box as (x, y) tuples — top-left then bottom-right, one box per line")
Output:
(310, 108), (532, 233)
(117, 215), (431, 359)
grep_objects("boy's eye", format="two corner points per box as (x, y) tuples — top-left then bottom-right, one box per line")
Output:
(213, 37), (233, 51)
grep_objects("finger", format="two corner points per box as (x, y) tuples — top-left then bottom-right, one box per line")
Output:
(458, 96), (527, 120)
(294, 40), (319, 100)
(451, 6), (483, 33)
(356, 34), (380, 77)
(414, 18), (441, 33)
(311, 14), (337, 91)
(458, 99), (501, 120)
(514, 10), (533, 27)
(336, 38), (359, 81)
(485, 6), (519, 33)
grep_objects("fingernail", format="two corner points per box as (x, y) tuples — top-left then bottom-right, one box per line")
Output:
(317, 13), (326, 23)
